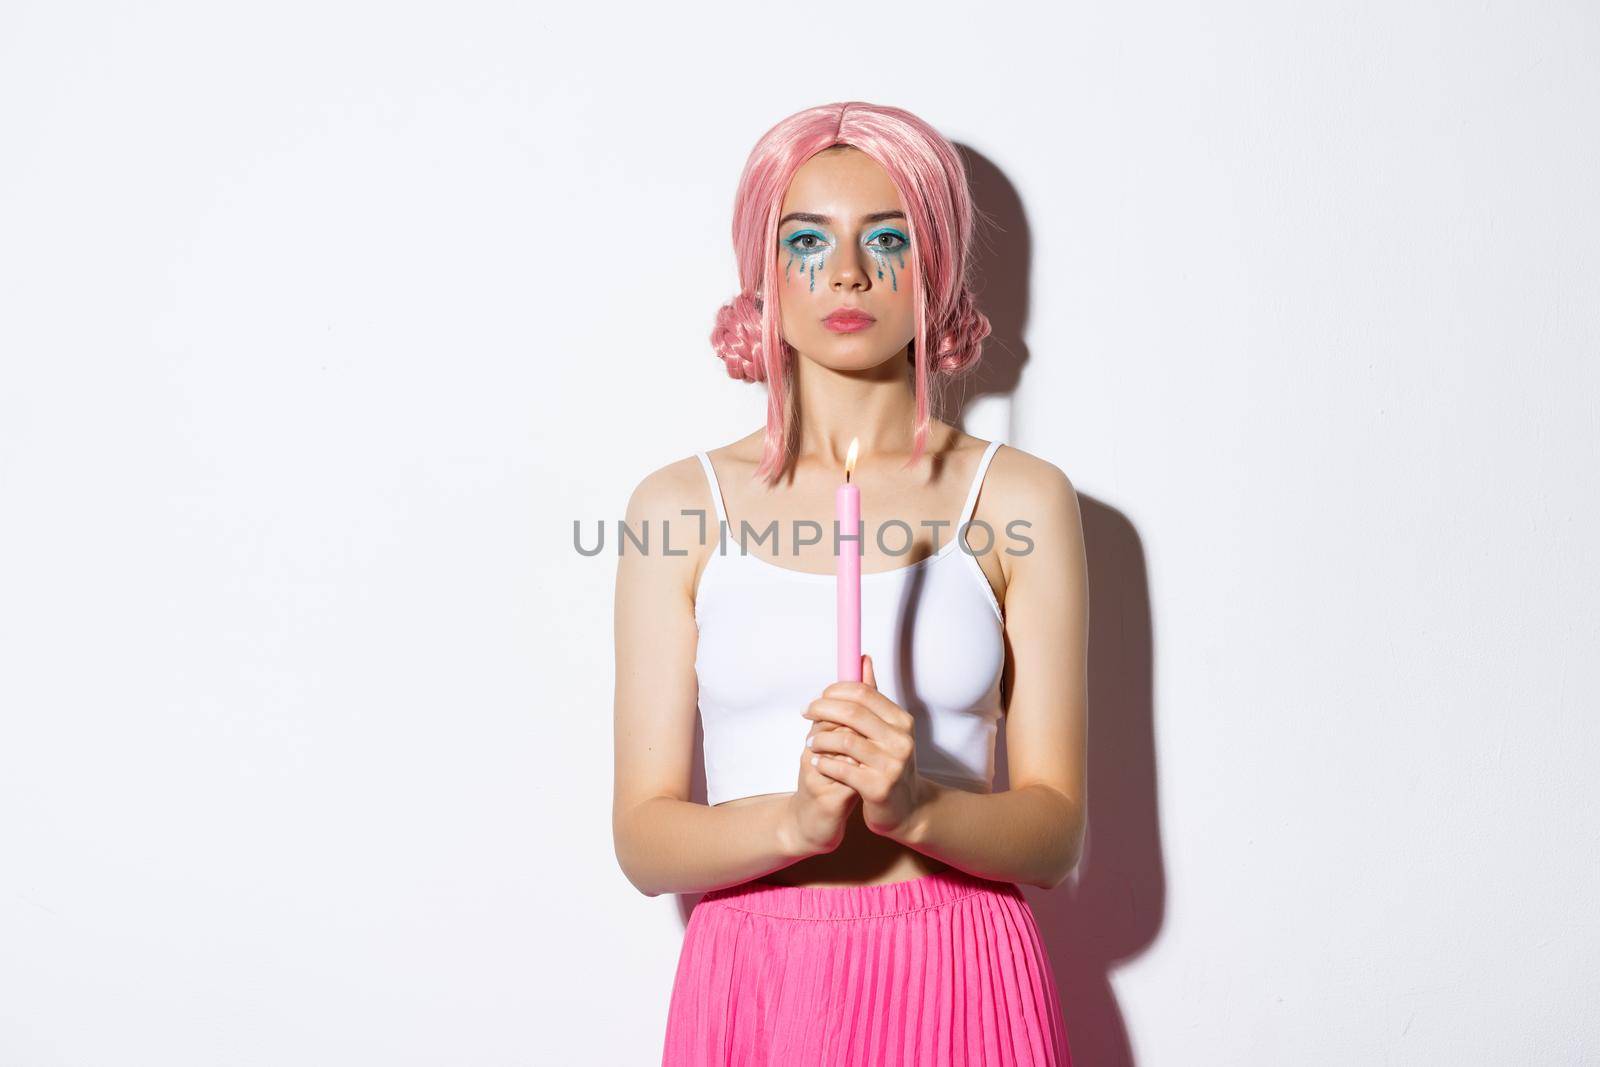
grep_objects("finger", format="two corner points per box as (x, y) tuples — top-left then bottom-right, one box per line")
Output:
(806, 723), (857, 764)
(819, 680), (912, 731)
(808, 726), (884, 770)
(811, 751), (874, 794)
(862, 653), (877, 689)
(807, 718), (866, 743)
(805, 724), (862, 766)
(803, 697), (900, 746)
(802, 752), (859, 797)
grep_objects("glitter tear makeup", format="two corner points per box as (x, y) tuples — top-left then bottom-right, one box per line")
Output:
(783, 229), (832, 292)
(780, 225), (911, 292)
(863, 226), (910, 291)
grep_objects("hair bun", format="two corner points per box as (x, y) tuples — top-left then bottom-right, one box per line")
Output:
(710, 291), (766, 382)
(930, 285), (991, 375)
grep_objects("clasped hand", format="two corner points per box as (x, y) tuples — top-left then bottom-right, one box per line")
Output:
(803, 653), (926, 840)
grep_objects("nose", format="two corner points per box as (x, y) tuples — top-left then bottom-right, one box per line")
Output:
(829, 236), (873, 293)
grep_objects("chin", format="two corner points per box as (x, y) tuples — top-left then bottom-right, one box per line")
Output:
(794, 332), (911, 371)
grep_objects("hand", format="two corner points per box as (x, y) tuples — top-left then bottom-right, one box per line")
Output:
(803, 654), (926, 840)
(780, 706), (861, 859)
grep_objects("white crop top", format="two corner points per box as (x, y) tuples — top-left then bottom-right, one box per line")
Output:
(692, 439), (1007, 806)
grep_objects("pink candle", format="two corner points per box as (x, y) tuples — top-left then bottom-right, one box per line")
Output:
(836, 437), (861, 682)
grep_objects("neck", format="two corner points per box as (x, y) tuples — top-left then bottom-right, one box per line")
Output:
(791, 345), (940, 466)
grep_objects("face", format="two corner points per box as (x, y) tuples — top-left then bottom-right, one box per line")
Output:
(773, 147), (917, 373)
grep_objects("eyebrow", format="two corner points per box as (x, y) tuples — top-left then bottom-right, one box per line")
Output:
(778, 210), (907, 227)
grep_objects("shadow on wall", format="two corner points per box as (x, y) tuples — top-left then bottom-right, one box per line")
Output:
(1010, 500), (1161, 1067)
(953, 145), (1030, 411)
(671, 145), (1163, 1067)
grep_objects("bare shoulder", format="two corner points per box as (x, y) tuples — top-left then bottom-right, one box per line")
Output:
(985, 441), (1081, 520)
(980, 442), (1084, 579)
(624, 427), (767, 560)
(623, 453), (709, 525)
(618, 453), (722, 592)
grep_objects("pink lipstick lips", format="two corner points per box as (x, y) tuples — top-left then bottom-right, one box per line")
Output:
(823, 308), (876, 333)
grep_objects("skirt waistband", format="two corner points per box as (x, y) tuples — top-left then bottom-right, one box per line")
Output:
(698, 867), (1020, 920)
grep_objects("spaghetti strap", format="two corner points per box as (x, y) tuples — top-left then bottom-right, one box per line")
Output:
(693, 451), (729, 527)
(958, 439), (1004, 526)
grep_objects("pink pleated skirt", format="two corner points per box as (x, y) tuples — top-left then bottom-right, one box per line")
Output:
(661, 867), (1071, 1066)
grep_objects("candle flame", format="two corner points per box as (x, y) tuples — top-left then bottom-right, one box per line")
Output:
(845, 437), (859, 482)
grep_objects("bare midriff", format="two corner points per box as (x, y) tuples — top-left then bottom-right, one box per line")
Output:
(715, 792), (950, 887)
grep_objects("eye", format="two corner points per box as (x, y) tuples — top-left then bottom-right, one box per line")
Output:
(865, 227), (909, 253)
(784, 229), (829, 254)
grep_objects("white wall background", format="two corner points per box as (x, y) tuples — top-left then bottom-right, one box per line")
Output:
(2, 2), (1596, 1063)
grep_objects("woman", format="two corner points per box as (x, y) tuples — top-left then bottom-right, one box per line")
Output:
(613, 101), (1089, 1066)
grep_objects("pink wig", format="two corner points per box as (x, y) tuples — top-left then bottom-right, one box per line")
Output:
(710, 101), (991, 485)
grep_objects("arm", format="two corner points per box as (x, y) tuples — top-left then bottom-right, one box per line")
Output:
(901, 461), (1089, 888)
(806, 459), (1090, 890)
(893, 780), (1080, 891)
(610, 463), (841, 897)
